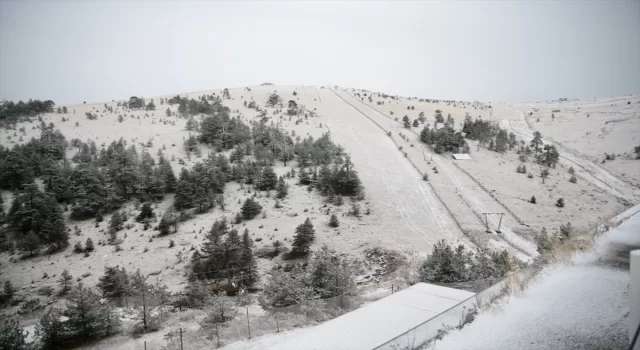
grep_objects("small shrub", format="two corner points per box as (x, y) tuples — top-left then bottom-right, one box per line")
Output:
(530, 196), (536, 204)
(569, 175), (577, 183)
(559, 222), (573, 240)
(85, 238), (94, 252)
(556, 198), (565, 208)
(37, 286), (54, 297)
(18, 298), (43, 314)
(568, 166), (575, 174)
(329, 214), (339, 228)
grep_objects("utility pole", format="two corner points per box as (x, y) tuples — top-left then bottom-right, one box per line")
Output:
(482, 213), (505, 233)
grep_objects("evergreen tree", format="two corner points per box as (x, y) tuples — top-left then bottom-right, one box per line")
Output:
(3, 280), (16, 301)
(291, 218), (315, 254)
(8, 184), (67, 252)
(129, 269), (165, 333)
(64, 283), (111, 342)
(402, 115), (411, 128)
(18, 232), (40, 257)
(308, 245), (357, 298)
(540, 144), (559, 168)
(241, 198), (262, 220)
(58, 269), (73, 294)
(494, 129), (508, 152)
(275, 176), (288, 199)
(97, 266), (130, 300)
(36, 307), (66, 350)
(136, 203), (155, 223)
(258, 166), (278, 191)
(84, 238), (94, 252)
(530, 131), (543, 157)
(239, 229), (258, 286)
(109, 211), (123, 232)
(0, 319), (30, 350)
(329, 213), (339, 227)
(159, 161), (176, 193)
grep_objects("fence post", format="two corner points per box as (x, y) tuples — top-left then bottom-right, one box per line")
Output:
(180, 328), (184, 350)
(631, 249), (640, 350)
(246, 307), (251, 339)
(216, 323), (220, 348)
(144, 341), (147, 350)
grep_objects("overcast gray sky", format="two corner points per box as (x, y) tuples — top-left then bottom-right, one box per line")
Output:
(1, 0), (639, 104)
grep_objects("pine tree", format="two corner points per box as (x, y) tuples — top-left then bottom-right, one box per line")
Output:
(85, 238), (94, 252)
(540, 144), (560, 167)
(275, 176), (288, 199)
(97, 266), (130, 300)
(530, 131), (543, 157)
(329, 213), (339, 227)
(129, 269), (165, 333)
(9, 184), (67, 252)
(241, 198), (262, 220)
(18, 232), (40, 257)
(495, 129), (508, 152)
(136, 203), (155, 223)
(64, 283), (110, 341)
(0, 319), (30, 350)
(109, 211), (123, 231)
(159, 161), (176, 192)
(292, 218), (315, 254)
(36, 307), (66, 350)
(239, 229), (258, 286)
(258, 166), (278, 191)
(58, 269), (73, 294)
(402, 115), (411, 128)
(3, 280), (16, 300)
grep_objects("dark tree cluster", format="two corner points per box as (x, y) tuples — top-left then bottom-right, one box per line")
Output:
(0, 126), (67, 190)
(199, 113), (251, 152)
(309, 155), (363, 197)
(8, 184), (68, 255)
(418, 240), (513, 283)
(30, 282), (121, 350)
(0, 99), (55, 123)
(266, 93), (283, 108)
(57, 138), (176, 219)
(167, 94), (226, 116)
(420, 124), (467, 154)
(128, 96), (145, 110)
(173, 153), (230, 212)
(191, 218), (258, 287)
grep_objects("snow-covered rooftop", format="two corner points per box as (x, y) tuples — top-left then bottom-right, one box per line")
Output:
(264, 283), (475, 350)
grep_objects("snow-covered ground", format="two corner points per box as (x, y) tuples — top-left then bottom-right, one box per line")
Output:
(433, 205), (640, 350)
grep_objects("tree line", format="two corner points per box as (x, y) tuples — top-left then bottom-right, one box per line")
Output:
(0, 99), (55, 123)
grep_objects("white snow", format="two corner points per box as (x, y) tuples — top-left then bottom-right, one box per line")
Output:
(224, 283), (473, 350)
(433, 205), (640, 350)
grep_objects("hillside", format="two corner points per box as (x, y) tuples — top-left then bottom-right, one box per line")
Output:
(0, 86), (638, 350)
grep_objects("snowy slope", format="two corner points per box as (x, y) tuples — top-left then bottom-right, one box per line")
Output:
(434, 207), (640, 350)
